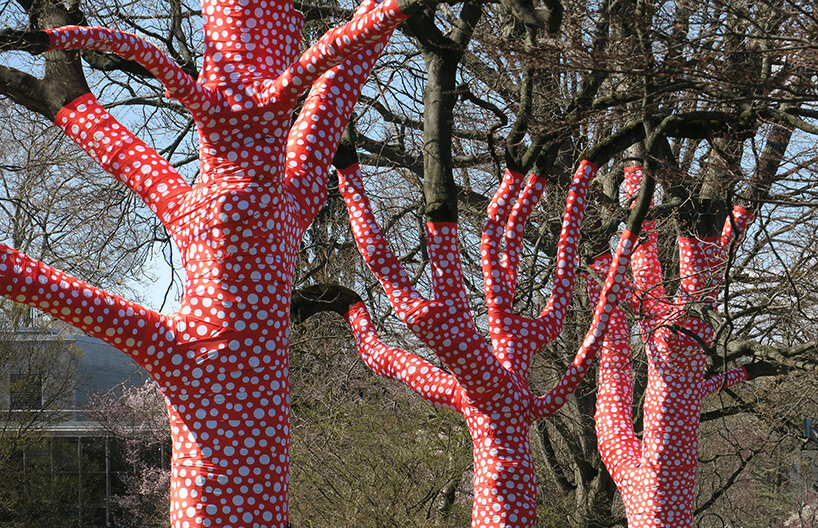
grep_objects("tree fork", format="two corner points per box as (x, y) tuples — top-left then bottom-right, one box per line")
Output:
(0, 1), (89, 120)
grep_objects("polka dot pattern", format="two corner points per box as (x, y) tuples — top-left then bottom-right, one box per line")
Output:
(284, 9), (390, 231)
(482, 162), (595, 377)
(338, 161), (636, 527)
(720, 204), (753, 251)
(54, 95), (192, 230)
(198, 0), (306, 89)
(46, 26), (204, 101)
(46, 0), (403, 112)
(345, 302), (463, 411)
(19, 3), (411, 527)
(265, 1), (402, 106)
(340, 165), (509, 402)
(594, 166), (755, 528)
(529, 229), (637, 420)
(625, 166), (666, 317)
(700, 366), (748, 398)
(588, 252), (641, 477)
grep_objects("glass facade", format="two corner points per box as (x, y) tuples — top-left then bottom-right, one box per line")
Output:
(0, 433), (170, 527)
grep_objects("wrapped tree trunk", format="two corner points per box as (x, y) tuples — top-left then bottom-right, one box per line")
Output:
(0, 0), (421, 525)
(592, 165), (755, 528)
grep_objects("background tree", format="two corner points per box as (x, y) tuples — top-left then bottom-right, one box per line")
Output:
(0, 323), (84, 527)
(89, 379), (172, 528)
(288, 312), (475, 527)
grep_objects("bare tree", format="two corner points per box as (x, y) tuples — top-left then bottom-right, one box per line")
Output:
(89, 379), (171, 528)
(291, 0), (818, 525)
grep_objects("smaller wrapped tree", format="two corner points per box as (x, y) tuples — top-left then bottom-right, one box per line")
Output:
(294, 142), (654, 527)
(590, 164), (771, 528)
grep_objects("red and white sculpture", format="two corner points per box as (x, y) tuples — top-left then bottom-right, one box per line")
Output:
(591, 165), (754, 528)
(0, 1), (411, 526)
(332, 161), (640, 527)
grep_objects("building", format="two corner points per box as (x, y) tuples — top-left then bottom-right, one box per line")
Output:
(0, 329), (160, 527)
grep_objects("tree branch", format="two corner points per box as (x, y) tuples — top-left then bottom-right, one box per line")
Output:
(534, 420), (576, 492)
(291, 284), (363, 324)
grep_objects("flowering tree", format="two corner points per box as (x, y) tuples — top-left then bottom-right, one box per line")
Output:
(89, 379), (172, 528)
(292, 133), (658, 526)
(590, 164), (775, 528)
(0, 0), (443, 525)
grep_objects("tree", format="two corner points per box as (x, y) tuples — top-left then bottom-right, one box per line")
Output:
(589, 163), (770, 528)
(291, 126), (661, 526)
(0, 324), (85, 526)
(89, 379), (171, 528)
(0, 0), (438, 525)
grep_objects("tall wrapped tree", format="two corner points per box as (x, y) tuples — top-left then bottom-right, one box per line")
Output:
(0, 0), (438, 525)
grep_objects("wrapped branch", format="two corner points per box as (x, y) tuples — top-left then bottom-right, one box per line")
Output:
(43, 26), (203, 102)
(55, 94), (191, 231)
(530, 228), (638, 420)
(482, 162), (596, 375)
(263, 0), (408, 107)
(0, 244), (164, 363)
(285, 0), (398, 230)
(700, 367), (749, 398)
(625, 165), (666, 317)
(338, 162), (511, 403)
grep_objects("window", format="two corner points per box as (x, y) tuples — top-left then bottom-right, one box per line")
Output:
(10, 374), (43, 410)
